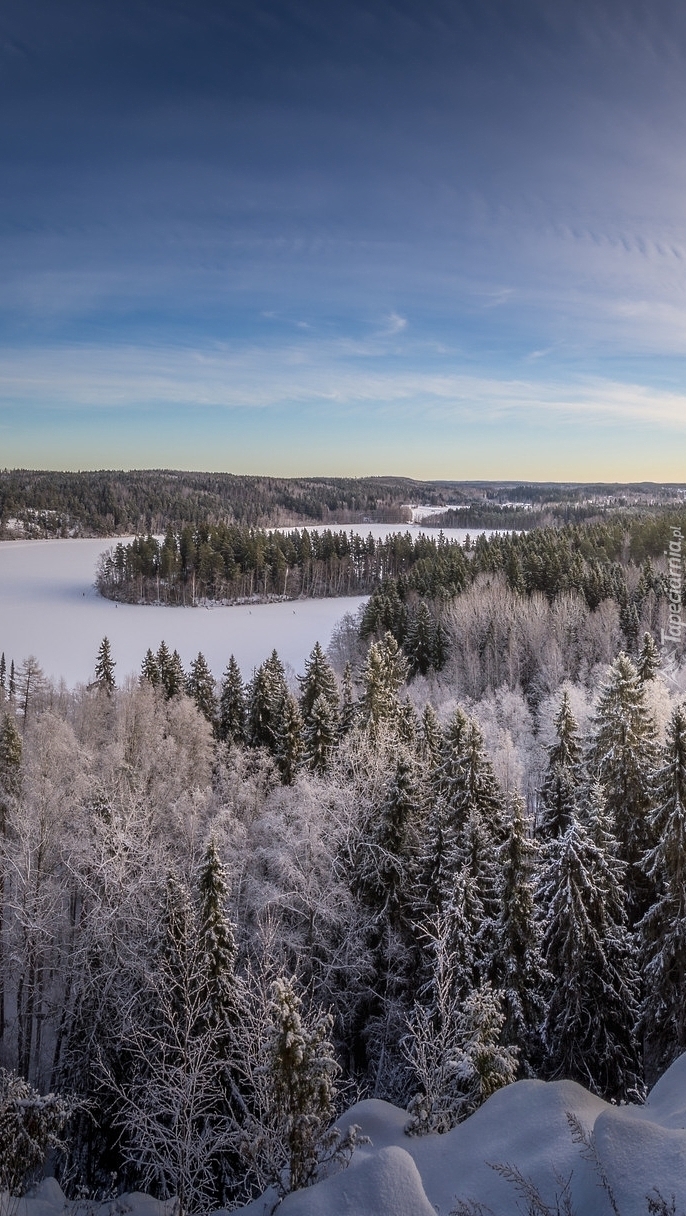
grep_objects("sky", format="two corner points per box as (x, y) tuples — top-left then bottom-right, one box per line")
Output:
(2, 0), (686, 481)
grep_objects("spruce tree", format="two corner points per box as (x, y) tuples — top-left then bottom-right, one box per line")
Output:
(538, 689), (581, 839)
(302, 693), (337, 775)
(0, 713), (22, 803)
(359, 632), (407, 735)
(420, 703), (443, 772)
(298, 642), (339, 723)
(538, 808), (642, 1101)
(8, 660), (15, 704)
(275, 693), (304, 785)
(586, 652), (659, 918)
(247, 650), (288, 752)
(156, 640), (172, 683)
(637, 630), (660, 683)
(357, 752), (421, 931)
(405, 602), (435, 677)
(338, 662), (357, 737)
(94, 637), (116, 696)
(265, 978), (342, 1193)
(187, 652), (218, 723)
(167, 650), (187, 699)
(493, 792), (547, 1072)
(0, 653), (5, 701)
(141, 648), (160, 687)
(198, 838), (240, 1037)
(638, 703), (686, 1076)
(218, 656), (246, 744)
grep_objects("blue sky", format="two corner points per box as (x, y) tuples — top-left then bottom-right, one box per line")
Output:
(2, 0), (686, 478)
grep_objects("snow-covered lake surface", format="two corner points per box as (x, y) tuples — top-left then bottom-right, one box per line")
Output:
(0, 525), (504, 687)
(0, 538), (367, 687)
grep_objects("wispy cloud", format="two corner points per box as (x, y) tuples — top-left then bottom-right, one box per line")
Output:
(1, 341), (686, 433)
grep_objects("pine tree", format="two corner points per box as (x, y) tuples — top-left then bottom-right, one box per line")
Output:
(538, 689), (581, 840)
(218, 656), (246, 744)
(538, 809), (642, 1101)
(586, 652), (659, 918)
(637, 703), (686, 1077)
(493, 793), (547, 1072)
(637, 630), (660, 683)
(94, 636), (116, 696)
(141, 648), (160, 687)
(187, 652), (218, 723)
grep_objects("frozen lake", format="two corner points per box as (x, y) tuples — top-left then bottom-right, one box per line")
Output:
(0, 538), (368, 687)
(0, 525), (502, 687)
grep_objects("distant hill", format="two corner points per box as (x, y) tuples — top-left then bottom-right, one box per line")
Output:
(1, 468), (684, 538)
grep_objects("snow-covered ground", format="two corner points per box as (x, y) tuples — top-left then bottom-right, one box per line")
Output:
(238, 1055), (686, 1216)
(0, 538), (367, 686)
(7, 1056), (684, 1216)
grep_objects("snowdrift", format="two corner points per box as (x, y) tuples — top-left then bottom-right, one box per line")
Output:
(239, 1053), (686, 1216)
(4, 1057), (684, 1216)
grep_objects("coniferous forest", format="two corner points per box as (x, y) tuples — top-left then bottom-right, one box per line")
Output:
(1, 521), (686, 1209)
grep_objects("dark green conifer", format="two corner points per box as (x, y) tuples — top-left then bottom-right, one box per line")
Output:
(298, 642), (339, 722)
(338, 661), (357, 736)
(141, 648), (160, 687)
(275, 693), (304, 785)
(538, 809), (642, 1102)
(538, 689), (581, 839)
(638, 703), (686, 1077)
(187, 652), (217, 723)
(586, 652), (659, 918)
(94, 636), (116, 696)
(494, 792), (547, 1072)
(303, 693), (337, 775)
(218, 656), (246, 744)
(637, 630), (660, 683)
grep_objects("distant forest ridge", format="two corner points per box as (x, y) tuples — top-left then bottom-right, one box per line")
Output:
(1, 469), (685, 537)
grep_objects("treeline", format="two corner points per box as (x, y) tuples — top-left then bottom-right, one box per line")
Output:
(0, 470), (460, 537)
(95, 525), (472, 604)
(0, 622), (685, 1210)
(361, 516), (684, 675)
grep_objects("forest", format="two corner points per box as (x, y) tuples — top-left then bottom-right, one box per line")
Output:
(96, 515), (685, 681)
(1, 469), (684, 539)
(0, 470), (457, 537)
(1, 541), (686, 1210)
